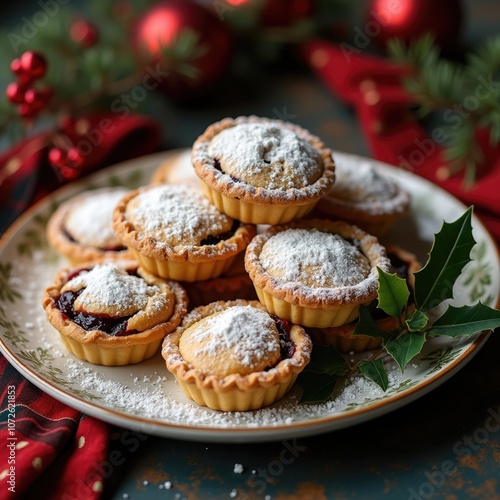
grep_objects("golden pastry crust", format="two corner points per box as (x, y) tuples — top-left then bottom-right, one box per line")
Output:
(162, 300), (312, 411)
(191, 116), (335, 224)
(150, 149), (202, 188)
(181, 253), (257, 307)
(245, 219), (391, 328)
(47, 187), (133, 265)
(113, 184), (256, 281)
(308, 243), (421, 351)
(42, 260), (188, 365)
(313, 155), (410, 236)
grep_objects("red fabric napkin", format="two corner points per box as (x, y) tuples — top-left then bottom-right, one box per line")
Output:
(0, 113), (161, 499)
(301, 40), (500, 240)
(0, 355), (109, 499)
(0, 113), (162, 234)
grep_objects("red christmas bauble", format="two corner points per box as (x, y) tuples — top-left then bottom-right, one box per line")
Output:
(366, 0), (462, 49)
(133, 1), (232, 94)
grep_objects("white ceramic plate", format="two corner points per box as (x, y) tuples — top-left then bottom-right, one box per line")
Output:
(1, 150), (498, 443)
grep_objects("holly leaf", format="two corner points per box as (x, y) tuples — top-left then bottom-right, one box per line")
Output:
(353, 305), (390, 340)
(359, 359), (389, 392)
(306, 345), (348, 376)
(406, 310), (429, 332)
(377, 267), (410, 318)
(414, 207), (476, 312)
(427, 303), (500, 338)
(385, 332), (427, 371)
(297, 372), (340, 404)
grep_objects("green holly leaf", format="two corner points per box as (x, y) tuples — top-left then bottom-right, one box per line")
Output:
(428, 303), (500, 338)
(406, 310), (429, 332)
(297, 372), (340, 404)
(306, 345), (348, 376)
(377, 267), (410, 318)
(353, 305), (390, 340)
(359, 359), (389, 392)
(385, 332), (427, 371)
(414, 207), (476, 312)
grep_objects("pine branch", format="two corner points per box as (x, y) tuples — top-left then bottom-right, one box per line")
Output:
(389, 35), (500, 187)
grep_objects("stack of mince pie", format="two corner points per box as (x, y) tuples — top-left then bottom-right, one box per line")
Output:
(42, 115), (414, 412)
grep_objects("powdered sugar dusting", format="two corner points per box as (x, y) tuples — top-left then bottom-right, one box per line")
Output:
(332, 158), (396, 203)
(181, 306), (281, 376)
(126, 185), (233, 246)
(208, 123), (322, 189)
(62, 264), (158, 315)
(260, 229), (370, 288)
(65, 188), (128, 247)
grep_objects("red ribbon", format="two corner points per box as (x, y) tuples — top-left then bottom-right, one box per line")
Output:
(301, 40), (500, 240)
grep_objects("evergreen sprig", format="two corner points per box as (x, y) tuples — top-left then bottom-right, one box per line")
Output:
(388, 35), (500, 187)
(298, 207), (500, 403)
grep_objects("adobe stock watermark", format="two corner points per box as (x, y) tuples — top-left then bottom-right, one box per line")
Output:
(340, 0), (403, 63)
(397, 74), (500, 175)
(272, 106), (297, 122)
(8, 0), (70, 53)
(407, 405), (500, 499)
(4, 386), (17, 494)
(245, 438), (307, 497)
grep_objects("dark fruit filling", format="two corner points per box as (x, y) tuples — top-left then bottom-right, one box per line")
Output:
(56, 290), (137, 337)
(200, 220), (240, 246)
(55, 267), (141, 336)
(213, 159), (242, 183)
(271, 314), (295, 359)
(63, 229), (127, 252)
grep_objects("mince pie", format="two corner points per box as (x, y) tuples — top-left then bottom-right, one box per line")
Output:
(191, 116), (335, 224)
(162, 300), (312, 411)
(113, 184), (256, 281)
(47, 187), (132, 265)
(308, 244), (421, 351)
(245, 219), (390, 328)
(150, 149), (202, 188)
(313, 154), (410, 236)
(42, 260), (188, 365)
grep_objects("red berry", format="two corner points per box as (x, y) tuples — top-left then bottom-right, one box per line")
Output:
(24, 89), (45, 110)
(66, 148), (84, 168)
(10, 58), (23, 75)
(6, 82), (27, 104)
(18, 102), (38, 119)
(20, 51), (47, 79)
(70, 19), (99, 47)
(59, 166), (80, 180)
(48, 147), (65, 168)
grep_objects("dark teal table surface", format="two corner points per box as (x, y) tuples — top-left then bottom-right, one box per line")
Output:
(3, 1), (500, 499)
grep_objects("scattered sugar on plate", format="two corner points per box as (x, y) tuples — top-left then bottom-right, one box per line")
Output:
(233, 463), (244, 474)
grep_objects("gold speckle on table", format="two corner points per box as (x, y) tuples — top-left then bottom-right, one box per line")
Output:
(16, 441), (29, 450)
(466, 478), (498, 498)
(32, 457), (43, 470)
